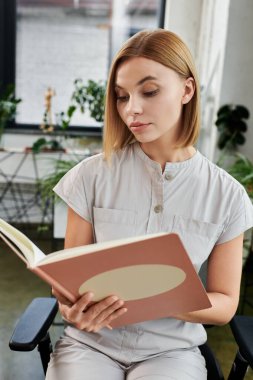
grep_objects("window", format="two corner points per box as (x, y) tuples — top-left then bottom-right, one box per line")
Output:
(8, 0), (165, 131)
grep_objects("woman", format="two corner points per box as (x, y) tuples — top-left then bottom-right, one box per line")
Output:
(46, 29), (253, 380)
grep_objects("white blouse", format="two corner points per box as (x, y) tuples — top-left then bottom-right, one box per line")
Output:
(53, 142), (253, 362)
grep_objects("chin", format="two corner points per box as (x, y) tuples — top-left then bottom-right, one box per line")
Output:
(134, 134), (159, 144)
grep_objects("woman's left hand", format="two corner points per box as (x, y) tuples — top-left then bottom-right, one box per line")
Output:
(52, 288), (127, 332)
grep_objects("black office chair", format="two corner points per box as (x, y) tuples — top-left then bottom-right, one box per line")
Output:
(227, 315), (253, 380)
(9, 297), (226, 379)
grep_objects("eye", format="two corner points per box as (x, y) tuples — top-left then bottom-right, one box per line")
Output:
(116, 95), (129, 102)
(143, 89), (159, 97)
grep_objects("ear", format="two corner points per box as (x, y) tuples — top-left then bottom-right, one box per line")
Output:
(182, 77), (195, 104)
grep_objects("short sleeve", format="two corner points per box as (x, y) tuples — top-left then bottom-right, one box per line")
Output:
(216, 187), (253, 244)
(53, 160), (91, 223)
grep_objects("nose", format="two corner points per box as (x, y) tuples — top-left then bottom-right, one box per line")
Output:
(126, 95), (143, 116)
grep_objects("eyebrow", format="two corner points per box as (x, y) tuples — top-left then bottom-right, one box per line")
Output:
(115, 75), (158, 89)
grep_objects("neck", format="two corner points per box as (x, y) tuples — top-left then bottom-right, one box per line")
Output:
(139, 141), (196, 171)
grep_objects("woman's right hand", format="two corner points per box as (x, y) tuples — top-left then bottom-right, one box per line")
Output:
(52, 288), (127, 332)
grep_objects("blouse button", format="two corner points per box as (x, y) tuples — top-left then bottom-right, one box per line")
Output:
(165, 173), (173, 180)
(154, 205), (163, 213)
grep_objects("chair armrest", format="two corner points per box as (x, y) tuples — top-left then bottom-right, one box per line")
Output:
(9, 297), (58, 352)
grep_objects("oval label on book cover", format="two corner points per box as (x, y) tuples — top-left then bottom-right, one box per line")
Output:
(79, 264), (186, 302)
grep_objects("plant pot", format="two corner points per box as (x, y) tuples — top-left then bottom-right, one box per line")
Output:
(24, 146), (66, 154)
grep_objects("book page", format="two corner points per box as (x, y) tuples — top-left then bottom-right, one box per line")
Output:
(0, 219), (45, 265)
(0, 232), (28, 264)
(40, 232), (167, 265)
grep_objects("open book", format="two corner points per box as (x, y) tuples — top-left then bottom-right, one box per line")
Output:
(0, 218), (211, 327)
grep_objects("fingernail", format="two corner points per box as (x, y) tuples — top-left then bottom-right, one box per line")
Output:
(88, 292), (94, 299)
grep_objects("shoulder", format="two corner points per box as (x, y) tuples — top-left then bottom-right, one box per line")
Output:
(68, 144), (133, 178)
(199, 152), (245, 195)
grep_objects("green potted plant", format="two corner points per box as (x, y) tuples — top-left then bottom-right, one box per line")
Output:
(215, 104), (252, 257)
(215, 103), (253, 197)
(215, 104), (250, 169)
(0, 84), (21, 148)
(227, 152), (253, 266)
(65, 78), (105, 124)
(37, 79), (105, 205)
(215, 104), (249, 150)
(227, 153), (253, 201)
(32, 79), (105, 153)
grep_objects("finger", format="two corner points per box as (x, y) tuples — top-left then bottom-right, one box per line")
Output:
(58, 302), (73, 321)
(85, 295), (120, 320)
(57, 292), (90, 320)
(93, 307), (128, 332)
(81, 296), (121, 331)
(94, 299), (125, 325)
(68, 292), (94, 319)
(60, 293), (95, 329)
(105, 307), (128, 325)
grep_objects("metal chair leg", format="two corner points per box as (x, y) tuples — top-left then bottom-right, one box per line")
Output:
(37, 332), (53, 375)
(227, 350), (249, 380)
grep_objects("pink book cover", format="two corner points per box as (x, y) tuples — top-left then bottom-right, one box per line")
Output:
(35, 233), (212, 328)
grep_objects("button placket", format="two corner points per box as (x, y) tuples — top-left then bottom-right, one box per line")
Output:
(147, 170), (164, 234)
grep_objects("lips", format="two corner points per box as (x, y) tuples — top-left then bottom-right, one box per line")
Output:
(130, 121), (148, 128)
(129, 122), (151, 133)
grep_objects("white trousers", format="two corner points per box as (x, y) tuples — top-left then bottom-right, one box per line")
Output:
(46, 335), (207, 380)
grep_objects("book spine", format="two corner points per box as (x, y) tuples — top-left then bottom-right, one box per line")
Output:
(29, 266), (76, 303)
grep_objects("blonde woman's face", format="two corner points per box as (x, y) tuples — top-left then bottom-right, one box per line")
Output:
(115, 57), (194, 145)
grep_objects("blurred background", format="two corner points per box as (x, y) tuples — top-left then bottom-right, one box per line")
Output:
(0, 0), (253, 379)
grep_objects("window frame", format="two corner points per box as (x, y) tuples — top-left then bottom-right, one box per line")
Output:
(1, 0), (166, 137)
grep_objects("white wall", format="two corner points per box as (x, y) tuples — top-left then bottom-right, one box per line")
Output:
(165, 0), (253, 163)
(2, 133), (43, 149)
(164, 0), (203, 58)
(220, 0), (253, 161)
(164, 0), (230, 161)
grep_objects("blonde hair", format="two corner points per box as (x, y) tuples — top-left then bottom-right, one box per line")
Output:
(103, 28), (200, 160)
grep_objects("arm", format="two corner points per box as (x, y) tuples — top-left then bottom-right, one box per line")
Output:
(64, 206), (94, 248)
(53, 207), (127, 332)
(174, 233), (244, 325)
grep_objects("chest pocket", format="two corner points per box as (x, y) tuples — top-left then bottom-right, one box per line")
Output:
(171, 215), (223, 272)
(93, 207), (136, 242)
